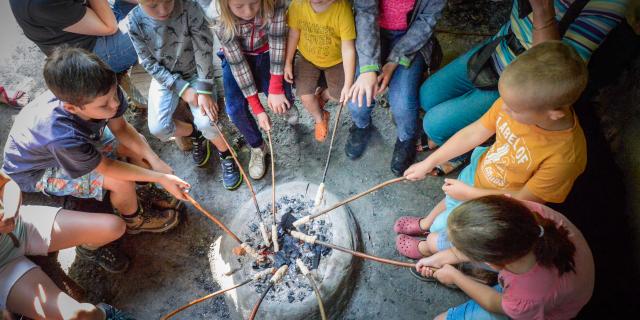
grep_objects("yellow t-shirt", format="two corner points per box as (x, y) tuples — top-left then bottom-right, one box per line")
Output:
(474, 98), (587, 203)
(287, 0), (356, 68)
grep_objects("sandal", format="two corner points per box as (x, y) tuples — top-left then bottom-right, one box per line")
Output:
(435, 157), (468, 176)
(314, 110), (330, 142)
(395, 234), (426, 259)
(416, 131), (438, 153)
(0, 86), (29, 109)
(393, 216), (429, 236)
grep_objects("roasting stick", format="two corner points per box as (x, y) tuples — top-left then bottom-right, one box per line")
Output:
(295, 177), (407, 228)
(249, 265), (289, 320)
(313, 100), (346, 211)
(266, 130), (279, 252)
(212, 122), (271, 246)
(296, 259), (327, 320)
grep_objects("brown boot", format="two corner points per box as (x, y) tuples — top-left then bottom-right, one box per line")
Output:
(137, 184), (184, 211)
(121, 204), (180, 235)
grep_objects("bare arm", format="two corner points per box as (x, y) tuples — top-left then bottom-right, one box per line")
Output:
(451, 269), (505, 314)
(530, 0), (560, 44)
(107, 117), (172, 174)
(285, 28), (300, 69)
(64, 0), (118, 36)
(341, 39), (356, 93)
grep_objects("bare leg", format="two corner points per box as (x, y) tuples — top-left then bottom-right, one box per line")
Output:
(116, 134), (151, 169)
(434, 311), (447, 320)
(210, 135), (228, 152)
(420, 198), (446, 230)
(173, 119), (193, 137)
(300, 94), (324, 123)
(418, 232), (441, 257)
(47, 209), (125, 252)
(103, 175), (137, 216)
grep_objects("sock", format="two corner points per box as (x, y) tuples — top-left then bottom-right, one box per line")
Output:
(121, 203), (143, 222)
(218, 149), (231, 158)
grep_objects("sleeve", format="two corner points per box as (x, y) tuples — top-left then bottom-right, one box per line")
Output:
(563, 0), (627, 62)
(29, 0), (88, 29)
(524, 159), (582, 203)
(49, 140), (102, 179)
(479, 98), (502, 130)
(387, 0), (445, 67)
(353, 0), (381, 73)
(128, 16), (190, 96)
(339, 2), (356, 41)
(287, 2), (299, 30)
(267, 0), (287, 95)
(187, 1), (216, 98)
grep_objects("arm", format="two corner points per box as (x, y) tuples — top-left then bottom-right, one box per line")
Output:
(284, 28), (300, 84)
(445, 266), (505, 314)
(442, 180), (545, 203)
(530, 0), (560, 45)
(188, 2), (218, 121)
(107, 117), (172, 174)
(265, 1), (289, 115)
(64, 0), (118, 36)
(340, 39), (356, 103)
(352, 0), (380, 74)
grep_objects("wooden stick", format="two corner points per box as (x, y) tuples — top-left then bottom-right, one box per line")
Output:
(321, 101), (345, 183)
(162, 278), (253, 319)
(266, 130), (279, 252)
(316, 239), (416, 268)
(184, 193), (242, 244)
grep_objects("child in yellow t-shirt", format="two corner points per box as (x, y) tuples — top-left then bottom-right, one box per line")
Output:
(393, 41), (588, 259)
(284, 0), (356, 142)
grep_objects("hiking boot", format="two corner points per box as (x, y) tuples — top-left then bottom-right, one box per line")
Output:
(76, 244), (129, 274)
(97, 303), (136, 320)
(122, 205), (180, 235)
(391, 138), (417, 177)
(345, 124), (372, 160)
(191, 132), (211, 167)
(249, 145), (268, 180)
(137, 184), (184, 211)
(221, 156), (242, 190)
(285, 106), (299, 125)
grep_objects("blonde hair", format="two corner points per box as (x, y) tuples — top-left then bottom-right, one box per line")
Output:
(215, 0), (276, 42)
(499, 41), (588, 110)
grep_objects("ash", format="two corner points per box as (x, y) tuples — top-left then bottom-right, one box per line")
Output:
(243, 194), (333, 303)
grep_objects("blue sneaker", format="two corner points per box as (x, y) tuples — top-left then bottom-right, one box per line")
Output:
(221, 156), (242, 190)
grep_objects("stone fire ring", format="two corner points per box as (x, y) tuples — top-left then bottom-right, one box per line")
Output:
(209, 181), (361, 319)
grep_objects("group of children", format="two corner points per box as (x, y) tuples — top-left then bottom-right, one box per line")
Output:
(0, 0), (604, 319)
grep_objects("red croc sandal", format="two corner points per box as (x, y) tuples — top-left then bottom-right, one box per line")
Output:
(394, 216), (429, 236)
(395, 234), (426, 259)
(0, 86), (29, 109)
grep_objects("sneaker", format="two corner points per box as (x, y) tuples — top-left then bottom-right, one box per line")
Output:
(390, 138), (417, 177)
(221, 156), (242, 190)
(285, 106), (299, 125)
(345, 124), (372, 160)
(122, 205), (180, 235)
(249, 145), (268, 180)
(76, 244), (129, 274)
(315, 110), (330, 142)
(191, 132), (211, 167)
(97, 303), (136, 320)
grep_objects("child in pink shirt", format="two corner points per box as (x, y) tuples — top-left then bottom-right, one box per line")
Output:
(416, 195), (594, 320)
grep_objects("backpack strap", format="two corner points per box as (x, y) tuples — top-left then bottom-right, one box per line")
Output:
(558, 0), (590, 37)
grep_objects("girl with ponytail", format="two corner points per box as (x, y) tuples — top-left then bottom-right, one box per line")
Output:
(416, 195), (594, 320)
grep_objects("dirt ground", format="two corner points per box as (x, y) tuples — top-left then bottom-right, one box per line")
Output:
(2, 1), (639, 319)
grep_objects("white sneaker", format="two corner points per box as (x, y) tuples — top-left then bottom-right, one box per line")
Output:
(249, 145), (268, 179)
(285, 106), (299, 125)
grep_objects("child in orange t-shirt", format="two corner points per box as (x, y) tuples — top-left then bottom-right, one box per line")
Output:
(393, 41), (588, 259)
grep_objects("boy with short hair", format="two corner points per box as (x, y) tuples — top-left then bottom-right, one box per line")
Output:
(127, 0), (242, 190)
(2, 48), (189, 245)
(394, 41), (588, 258)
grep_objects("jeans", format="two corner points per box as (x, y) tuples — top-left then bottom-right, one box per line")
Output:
(349, 29), (426, 142)
(92, 1), (137, 73)
(446, 285), (509, 320)
(218, 50), (294, 148)
(419, 42), (500, 147)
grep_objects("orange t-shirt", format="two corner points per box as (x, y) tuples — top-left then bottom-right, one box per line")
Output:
(474, 98), (587, 203)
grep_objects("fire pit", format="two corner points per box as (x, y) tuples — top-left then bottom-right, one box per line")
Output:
(210, 181), (360, 319)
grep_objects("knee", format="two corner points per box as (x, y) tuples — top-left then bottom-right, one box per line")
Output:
(434, 311), (447, 320)
(426, 232), (440, 254)
(299, 94), (315, 105)
(103, 176), (136, 194)
(148, 121), (175, 142)
(106, 215), (127, 239)
(422, 112), (448, 146)
(193, 116), (219, 141)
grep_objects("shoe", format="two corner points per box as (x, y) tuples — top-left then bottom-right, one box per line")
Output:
(221, 156), (242, 190)
(137, 184), (184, 211)
(390, 138), (417, 176)
(122, 205), (180, 235)
(175, 136), (193, 151)
(314, 110), (330, 142)
(285, 106), (299, 125)
(97, 303), (136, 320)
(191, 132), (211, 167)
(249, 145), (268, 180)
(76, 244), (129, 274)
(345, 124), (372, 160)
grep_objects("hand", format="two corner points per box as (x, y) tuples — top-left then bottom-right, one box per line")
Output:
(442, 178), (476, 201)
(339, 85), (350, 104)
(416, 255), (446, 277)
(0, 213), (16, 234)
(267, 93), (290, 115)
(403, 160), (437, 181)
(433, 264), (462, 286)
(376, 62), (398, 95)
(256, 112), (272, 132)
(348, 72), (378, 108)
(158, 174), (190, 201)
(284, 62), (294, 84)
(181, 88), (198, 107)
(197, 94), (219, 122)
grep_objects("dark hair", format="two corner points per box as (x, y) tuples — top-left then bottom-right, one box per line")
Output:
(43, 46), (116, 106)
(448, 195), (576, 275)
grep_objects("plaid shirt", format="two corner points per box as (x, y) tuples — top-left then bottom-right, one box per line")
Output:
(212, 0), (286, 99)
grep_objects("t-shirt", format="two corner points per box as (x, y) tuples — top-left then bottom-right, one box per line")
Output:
(9, 0), (96, 56)
(2, 89), (128, 191)
(474, 98), (587, 203)
(287, 0), (356, 68)
(499, 201), (595, 319)
(379, 0), (417, 31)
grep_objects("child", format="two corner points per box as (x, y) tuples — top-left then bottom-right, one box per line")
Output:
(394, 41), (588, 258)
(127, 0), (242, 190)
(284, 0), (356, 142)
(415, 195), (594, 320)
(0, 172), (135, 319)
(212, 0), (295, 180)
(2, 48), (189, 250)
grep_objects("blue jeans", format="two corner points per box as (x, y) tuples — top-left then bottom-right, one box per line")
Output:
(419, 42), (500, 146)
(92, 1), (137, 73)
(218, 51), (294, 148)
(446, 285), (509, 320)
(349, 29), (426, 142)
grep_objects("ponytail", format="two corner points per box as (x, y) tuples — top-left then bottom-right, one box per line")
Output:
(533, 213), (576, 275)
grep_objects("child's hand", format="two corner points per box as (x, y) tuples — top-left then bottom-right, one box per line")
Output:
(256, 112), (272, 132)
(376, 62), (398, 95)
(267, 94), (290, 115)
(442, 178), (476, 201)
(158, 174), (190, 201)
(181, 88), (199, 107)
(433, 264), (462, 286)
(339, 85), (350, 104)
(404, 160), (437, 181)
(0, 212), (16, 234)
(197, 94), (219, 122)
(284, 62), (294, 84)
(416, 256), (444, 277)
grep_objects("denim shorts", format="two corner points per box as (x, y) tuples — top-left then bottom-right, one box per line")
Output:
(446, 285), (510, 320)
